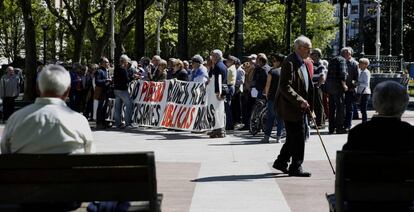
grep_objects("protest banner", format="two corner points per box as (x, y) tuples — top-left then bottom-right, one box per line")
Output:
(107, 77), (225, 131)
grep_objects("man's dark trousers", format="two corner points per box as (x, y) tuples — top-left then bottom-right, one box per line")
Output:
(344, 90), (356, 129)
(329, 93), (345, 133)
(275, 117), (306, 170)
(2, 97), (16, 121)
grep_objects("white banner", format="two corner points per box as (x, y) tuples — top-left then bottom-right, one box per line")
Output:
(110, 77), (225, 131)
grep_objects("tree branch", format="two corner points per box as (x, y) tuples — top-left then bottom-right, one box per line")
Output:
(45, 0), (75, 33)
(62, 0), (77, 26)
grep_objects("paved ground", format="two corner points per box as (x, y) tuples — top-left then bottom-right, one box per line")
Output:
(1, 109), (414, 212)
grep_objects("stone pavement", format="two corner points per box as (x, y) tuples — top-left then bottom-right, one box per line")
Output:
(1, 110), (413, 212)
(92, 110), (414, 212)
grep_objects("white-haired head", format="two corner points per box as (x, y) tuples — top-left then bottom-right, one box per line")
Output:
(211, 49), (223, 60)
(38, 65), (71, 97)
(294, 35), (311, 50)
(372, 81), (409, 117)
(119, 54), (131, 63)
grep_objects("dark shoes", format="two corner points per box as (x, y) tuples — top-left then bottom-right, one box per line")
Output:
(288, 168), (311, 177)
(272, 161), (288, 174)
(273, 161), (311, 177)
(336, 128), (348, 134)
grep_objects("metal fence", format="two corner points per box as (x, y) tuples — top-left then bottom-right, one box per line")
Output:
(364, 55), (403, 73)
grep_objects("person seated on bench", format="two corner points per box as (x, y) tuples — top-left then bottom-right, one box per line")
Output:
(0, 64), (94, 211)
(343, 80), (414, 151)
(341, 80), (414, 211)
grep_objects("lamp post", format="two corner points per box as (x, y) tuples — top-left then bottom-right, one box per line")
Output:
(156, 0), (164, 56)
(375, 0), (381, 73)
(110, 0), (115, 64)
(41, 24), (49, 65)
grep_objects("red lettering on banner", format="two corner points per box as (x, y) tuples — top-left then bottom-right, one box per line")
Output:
(143, 81), (165, 102)
(174, 107), (187, 128)
(183, 107), (196, 129)
(161, 104), (175, 127)
(140, 82), (150, 101)
(161, 105), (196, 129)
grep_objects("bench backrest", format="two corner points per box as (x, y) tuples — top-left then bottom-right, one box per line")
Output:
(0, 152), (158, 211)
(335, 151), (414, 212)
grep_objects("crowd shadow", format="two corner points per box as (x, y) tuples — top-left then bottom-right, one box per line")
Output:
(191, 172), (288, 182)
(92, 126), (211, 140)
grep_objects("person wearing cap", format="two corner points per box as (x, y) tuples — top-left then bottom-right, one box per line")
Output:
(209, 49), (227, 138)
(190, 55), (208, 83)
(225, 55), (238, 130)
(113, 54), (134, 129)
(247, 54), (257, 66)
(310, 48), (327, 129)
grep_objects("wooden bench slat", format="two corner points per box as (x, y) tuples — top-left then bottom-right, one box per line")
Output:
(0, 152), (155, 169)
(0, 152), (161, 212)
(0, 168), (150, 183)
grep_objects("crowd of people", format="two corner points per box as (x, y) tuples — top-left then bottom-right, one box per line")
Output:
(0, 36), (382, 141)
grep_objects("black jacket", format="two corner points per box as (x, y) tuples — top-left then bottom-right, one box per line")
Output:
(343, 116), (414, 151)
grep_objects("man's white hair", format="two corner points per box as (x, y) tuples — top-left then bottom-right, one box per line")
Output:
(372, 80), (409, 117)
(294, 35), (311, 50)
(212, 49), (223, 60)
(340, 47), (353, 56)
(120, 54), (131, 63)
(38, 65), (71, 96)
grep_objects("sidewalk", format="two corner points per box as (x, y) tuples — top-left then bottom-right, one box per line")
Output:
(91, 110), (414, 212)
(0, 110), (413, 212)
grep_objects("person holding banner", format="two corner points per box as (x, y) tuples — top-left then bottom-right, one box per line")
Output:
(272, 36), (314, 177)
(113, 55), (134, 129)
(172, 59), (189, 81)
(191, 55), (209, 83)
(209, 49), (227, 138)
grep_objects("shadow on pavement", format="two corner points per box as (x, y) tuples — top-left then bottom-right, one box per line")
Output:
(208, 140), (271, 146)
(93, 126), (211, 140)
(191, 172), (289, 182)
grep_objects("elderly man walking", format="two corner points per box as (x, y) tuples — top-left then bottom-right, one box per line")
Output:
(272, 36), (314, 177)
(0, 66), (20, 122)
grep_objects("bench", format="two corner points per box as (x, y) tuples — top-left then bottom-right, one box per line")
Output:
(0, 152), (162, 212)
(329, 150), (414, 212)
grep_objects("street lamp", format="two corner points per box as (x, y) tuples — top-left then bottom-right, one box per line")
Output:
(375, 0), (381, 73)
(156, 0), (165, 56)
(110, 0), (115, 64)
(41, 24), (49, 65)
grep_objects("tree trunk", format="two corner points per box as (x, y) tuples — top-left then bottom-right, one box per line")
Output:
(18, 0), (37, 101)
(73, 29), (84, 63)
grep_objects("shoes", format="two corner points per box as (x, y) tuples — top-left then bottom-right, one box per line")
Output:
(124, 125), (135, 130)
(288, 167), (311, 177)
(209, 132), (226, 138)
(239, 126), (249, 131)
(336, 128), (348, 134)
(260, 135), (270, 143)
(272, 161), (288, 174)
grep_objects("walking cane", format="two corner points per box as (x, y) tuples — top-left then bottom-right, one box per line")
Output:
(307, 108), (336, 175)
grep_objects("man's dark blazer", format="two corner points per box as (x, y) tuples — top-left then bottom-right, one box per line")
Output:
(343, 116), (414, 151)
(275, 53), (314, 122)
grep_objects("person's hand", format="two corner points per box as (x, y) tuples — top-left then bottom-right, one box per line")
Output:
(300, 100), (310, 109)
(216, 93), (224, 101)
(343, 84), (348, 92)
